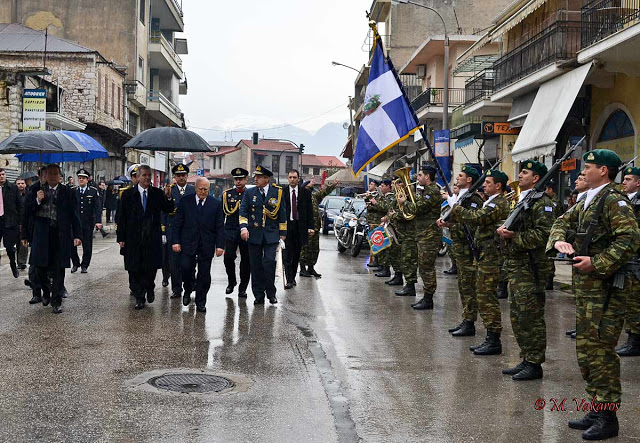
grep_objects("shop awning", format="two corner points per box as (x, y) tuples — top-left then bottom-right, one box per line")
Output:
(507, 90), (537, 128)
(367, 155), (400, 178)
(491, 0), (548, 40)
(511, 63), (592, 163)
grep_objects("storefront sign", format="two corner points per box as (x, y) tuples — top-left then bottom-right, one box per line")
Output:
(561, 158), (577, 171)
(22, 89), (46, 131)
(434, 130), (451, 187)
(482, 122), (520, 136)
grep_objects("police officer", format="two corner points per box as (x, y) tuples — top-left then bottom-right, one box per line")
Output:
(71, 168), (102, 273)
(223, 168), (251, 297)
(162, 163), (195, 298)
(549, 149), (640, 440)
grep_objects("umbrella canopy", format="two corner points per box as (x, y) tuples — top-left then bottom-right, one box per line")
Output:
(15, 130), (108, 163)
(18, 171), (38, 180)
(106, 179), (124, 185)
(124, 127), (212, 152)
(0, 130), (88, 155)
(115, 175), (130, 182)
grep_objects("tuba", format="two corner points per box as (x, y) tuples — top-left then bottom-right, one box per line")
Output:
(392, 166), (417, 220)
(505, 180), (521, 209)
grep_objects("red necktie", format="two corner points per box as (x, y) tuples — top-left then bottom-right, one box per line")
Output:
(292, 189), (298, 220)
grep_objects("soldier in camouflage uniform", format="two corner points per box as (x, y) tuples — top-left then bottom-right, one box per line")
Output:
(364, 180), (381, 268)
(544, 181), (565, 290)
(379, 185), (403, 286)
(616, 166), (640, 356)
(367, 179), (394, 278)
(438, 165), (484, 336)
(497, 160), (553, 380)
(299, 178), (339, 278)
(398, 165), (442, 309)
(451, 170), (510, 355)
(390, 180), (417, 296)
(548, 149), (640, 440)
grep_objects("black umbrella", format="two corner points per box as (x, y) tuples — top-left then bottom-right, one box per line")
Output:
(18, 171), (38, 181)
(106, 179), (125, 185)
(123, 127), (212, 152)
(0, 131), (88, 154)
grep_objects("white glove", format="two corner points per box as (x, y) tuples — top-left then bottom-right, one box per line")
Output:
(279, 238), (286, 249)
(447, 195), (457, 208)
(162, 235), (167, 245)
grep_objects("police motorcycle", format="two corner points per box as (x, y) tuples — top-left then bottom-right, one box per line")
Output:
(334, 197), (368, 257)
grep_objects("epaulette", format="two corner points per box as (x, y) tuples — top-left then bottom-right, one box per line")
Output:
(70, 185), (78, 189)
(272, 183), (281, 188)
(170, 183), (176, 187)
(90, 186), (98, 190)
(223, 187), (234, 194)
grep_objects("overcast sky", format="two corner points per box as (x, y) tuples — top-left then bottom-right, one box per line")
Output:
(180, 0), (372, 138)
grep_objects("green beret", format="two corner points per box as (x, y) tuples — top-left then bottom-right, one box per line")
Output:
(624, 166), (640, 177)
(520, 159), (547, 177)
(583, 149), (622, 168)
(486, 169), (509, 185)
(461, 164), (480, 180)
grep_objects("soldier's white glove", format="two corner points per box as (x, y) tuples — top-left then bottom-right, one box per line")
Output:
(162, 235), (167, 245)
(279, 238), (286, 249)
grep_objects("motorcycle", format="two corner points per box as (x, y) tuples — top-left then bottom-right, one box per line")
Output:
(335, 199), (368, 257)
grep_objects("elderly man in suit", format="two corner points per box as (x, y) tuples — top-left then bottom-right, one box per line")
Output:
(282, 169), (314, 289)
(21, 164), (81, 313)
(0, 168), (23, 278)
(172, 177), (225, 312)
(239, 165), (287, 305)
(117, 165), (174, 310)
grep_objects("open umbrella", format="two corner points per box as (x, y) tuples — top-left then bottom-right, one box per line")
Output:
(115, 175), (130, 182)
(15, 131), (108, 163)
(0, 130), (88, 154)
(18, 171), (38, 181)
(106, 179), (125, 185)
(124, 127), (212, 152)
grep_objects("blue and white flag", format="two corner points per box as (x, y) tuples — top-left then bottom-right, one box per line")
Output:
(353, 36), (420, 176)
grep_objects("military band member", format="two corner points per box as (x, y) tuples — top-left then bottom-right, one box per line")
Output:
(497, 160), (553, 380)
(379, 181), (403, 286)
(162, 163), (195, 298)
(364, 180), (381, 268)
(548, 149), (640, 440)
(70, 169), (102, 274)
(367, 179), (393, 277)
(389, 181), (417, 296)
(397, 165), (442, 309)
(239, 165), (287, 305)
(438, 165), (484, 337)
(451, 169), (510, 355)
(223, 168), (251, 297)
(616, 166), (640, 356)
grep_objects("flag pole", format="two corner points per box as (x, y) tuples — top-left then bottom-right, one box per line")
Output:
(369, 21), (454, 197)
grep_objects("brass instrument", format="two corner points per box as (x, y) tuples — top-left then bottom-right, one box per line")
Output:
(392, 166), (417, 220)
(355, 190), (379, 199)
(505, 180), (521, 209)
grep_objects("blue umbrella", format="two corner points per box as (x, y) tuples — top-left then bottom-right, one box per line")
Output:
(15, 131), (108, 163)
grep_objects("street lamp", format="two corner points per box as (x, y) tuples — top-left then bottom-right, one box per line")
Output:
(331, 61), (361, 74)
(391, 0), (449, 130)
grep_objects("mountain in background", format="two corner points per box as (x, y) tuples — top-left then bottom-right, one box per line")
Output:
(195, 122), (348, 157)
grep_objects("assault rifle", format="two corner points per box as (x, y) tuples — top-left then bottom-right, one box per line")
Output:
(503, 136), (585, 231)
(619, 156), (639, 175)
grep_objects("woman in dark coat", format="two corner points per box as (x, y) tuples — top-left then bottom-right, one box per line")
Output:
(104, 184), (118, 223)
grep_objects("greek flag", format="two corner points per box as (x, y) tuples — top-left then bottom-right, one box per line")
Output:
(352, 35), (420, 176)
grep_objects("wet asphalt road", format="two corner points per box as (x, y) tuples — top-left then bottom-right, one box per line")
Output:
(0, 233), (639, 442)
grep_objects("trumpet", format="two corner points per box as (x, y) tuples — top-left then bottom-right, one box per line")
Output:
(355, 190), (379, 198)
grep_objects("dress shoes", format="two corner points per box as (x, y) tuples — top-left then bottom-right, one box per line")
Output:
(146, 291), (155, 303)
(162, 279), (169, 287)
(225, 285), (235, 294)
(29, 294), (42, 305)
(285, 283), (295, 290)
(292, 279), (297, 286)
(101, 230), (109, 238)
(411, 296), (434, 310)
(183, 293), (191, 306)
(238, 290), (248, 298)
(62, 289), (68, 298)
(71, 265), (79, 273)
(395, 283), (416, 296)
(299, 268), (312, 277)
(308, 266), (322, 278)
(448, 321), (465, 333)
(10, 262), (19, 278)
(512, 362), (543, 381)
(81, 267), (88, 274)
(170, 292), (181, 299)
(452, 320), (475, 337)
(196, 306), (207, 313)
(24, 279), (32, 288)
(268, 295), (278, 304)
(52, 305), (63, 314)
(134, 301), (145, 310)
(254, 298), (265, 305)
(19, 264), (27, 270)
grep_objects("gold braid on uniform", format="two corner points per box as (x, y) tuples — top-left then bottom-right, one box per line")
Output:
(222, 188), (241, 216)
(262, 186), (283, 226)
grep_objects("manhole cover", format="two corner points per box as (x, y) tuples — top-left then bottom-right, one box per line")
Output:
(147, 373), (234, 393)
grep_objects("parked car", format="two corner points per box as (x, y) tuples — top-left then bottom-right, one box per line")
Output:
(319, 195), (347, 235)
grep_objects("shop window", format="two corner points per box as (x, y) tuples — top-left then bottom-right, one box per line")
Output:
(599, 109), (634, 142)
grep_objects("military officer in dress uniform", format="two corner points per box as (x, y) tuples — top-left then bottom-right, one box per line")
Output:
(162, 163), (195, 298)
(223, 168), (251, 297)
(239, 165), (287, 305)
(71, 168), (102, 274)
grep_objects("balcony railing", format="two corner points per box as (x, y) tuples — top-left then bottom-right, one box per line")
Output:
(581, 0), (640, 48)
(464, 70), (495, 107)
(493, 21), (581, 91)
(169, 0), (183, 17)
(150, 31), (183, 69)
(411, 87), (465, 111)
(148, 91), (182, 117)
(400, 74), (422, 102)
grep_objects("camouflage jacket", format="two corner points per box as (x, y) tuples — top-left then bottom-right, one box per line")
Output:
(403, 183), (441, 239)
(453, 193), (510, 252)
(449, 190), (484, 246)
(547, 183), (640, 284)
(550, 194), (565, 219)
(389, 193), (416, 232)
(311, 183), (338, 230)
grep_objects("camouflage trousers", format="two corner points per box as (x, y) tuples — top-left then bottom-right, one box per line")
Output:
(300, 232), (320, 267)
(505, 261), (546, 364)
(387, 237), (402, 273)
(475, 247), (503, 334)
(451, 243), (477, 322)
(624, 276), (640, 334)
(418, 234), (440, 296)
(397, 226), (417, 283)
(575, 282), (628, 404)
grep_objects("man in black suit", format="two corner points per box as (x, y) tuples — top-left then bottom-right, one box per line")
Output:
(15, 177), (28, 270)
(172, 177), (225, 312)
(117, 165), (174, 310)
(21, 164), (81, 313)
(0, 168), (23, 278)
(282, 169), (314, 289)
(71, 168), (103, 274)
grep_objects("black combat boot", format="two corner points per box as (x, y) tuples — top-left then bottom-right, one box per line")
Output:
(366, 257), (379, 267)
(571, 331), (576, 339)
(512, 361), (543, 380)
(497, 281), (508, 299)
(452, 320), (475, 337)
(385, 272), (403, 286)
(444, 263), (458, 275)
(308, 266), (322, 278)
(566, 328), (577, 336)
(299, 264), (312, 278)
(582, 410), (619, 440)
(375, 266), (391, 277)
(568, 410), (599, 430)
(616, 332), (640, 357)
(473, 331), (502, 355)
(395, 283), (415, 296)
(545, 274), (554, 291)
(502, 359), (527, 375)
(412, 294), (434, 310)
(448, 321), (465, 333)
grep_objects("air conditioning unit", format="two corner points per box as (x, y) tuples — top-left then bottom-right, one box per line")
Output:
(416, 64), (426, 79)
